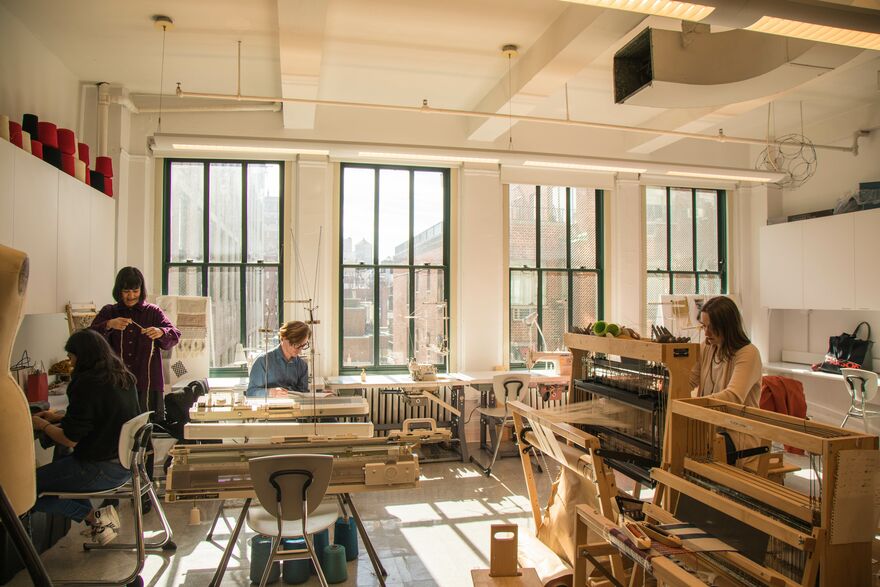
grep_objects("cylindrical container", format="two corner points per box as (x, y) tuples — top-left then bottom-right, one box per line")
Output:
(43, 145), (63, 169)
(61, 154), (76, 176)
(0, 115), (9, 141)
(310, 528), (329, 574)
(281, 538), (309, 584)
(89, 170), (105, 192)
(322, 544), (348, 584)
(95, 155), (113, 178)
(249, 534), (281, 584)
(21, 131), (31, 154)
(74, 159), (87, 182)
(31, 139), (43, 159)
(333, 516), (359, 561)
(57, 128), (76, 155)
(104, 177), (113, 197)
(22, 114), (38, 137)
(37, 122), (58, 148)
(9, 121), (22, 148)
(77, 142), (90, 165)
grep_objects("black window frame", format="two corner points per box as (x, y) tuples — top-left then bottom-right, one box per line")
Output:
(161, 158), (285, 367)
(645, 186), (727, 321)
(338, 162), (451, 374)
(508, 185), (604, 368)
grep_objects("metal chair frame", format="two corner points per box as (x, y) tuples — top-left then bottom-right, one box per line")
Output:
(40, 413), (175, 587)
(841, 367), (880, 433)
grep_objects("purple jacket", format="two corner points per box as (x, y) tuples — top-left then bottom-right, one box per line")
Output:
(91, 302), (181, 416)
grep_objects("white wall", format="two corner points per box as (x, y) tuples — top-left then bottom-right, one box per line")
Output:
(0, 4), (80, 133)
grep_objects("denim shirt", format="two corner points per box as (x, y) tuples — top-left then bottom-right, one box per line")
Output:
(246, 345), (309, 397)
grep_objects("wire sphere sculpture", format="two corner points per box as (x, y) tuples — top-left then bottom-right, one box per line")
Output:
(755, 133), (817, 188)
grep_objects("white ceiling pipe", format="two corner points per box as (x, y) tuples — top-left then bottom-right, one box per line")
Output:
(108, 94), (281, 114)
(175, 83), (865, 154)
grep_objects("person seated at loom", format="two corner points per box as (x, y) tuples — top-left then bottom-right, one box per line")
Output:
(691, 296), (763, 465)
(247, 320), (313, 398)
(30, 329), (141, 545)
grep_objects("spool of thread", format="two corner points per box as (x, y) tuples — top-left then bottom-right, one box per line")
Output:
(74, 159), (86, 182)
(77, 142), (90, 165)
(31, 139), (43, 159)
(310, 529), (330, 574)
(249, 535), (281, 584)
(21, 131), (31, 154)
(89, 170), (105, 192)
(322, 544), (348, 584)
(84, 165), (91, 185)
(22, 113), (38, 138)
(188, 505), (201, 525)
(95, 156), (113, 178)
(44, 146), (63, 169)
(9, 121), (22, 148)
(104, 176), (113, 197)
(0, 115), (9, 141)
(61, 153), (76, 176)
(281, 538), (310, 584)
(333, 516), (359, 561)
(37, 122), (58, 148)
(57, 128), (76, 155)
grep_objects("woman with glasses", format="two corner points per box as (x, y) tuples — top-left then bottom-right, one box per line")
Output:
(246, 320), (311, 397)
(691, 296), (763, 465)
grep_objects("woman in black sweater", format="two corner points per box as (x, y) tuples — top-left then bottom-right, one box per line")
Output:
(31, 329), (141, 545)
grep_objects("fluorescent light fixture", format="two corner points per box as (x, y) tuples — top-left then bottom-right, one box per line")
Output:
(745, 16), (880, 51)
(562, 0), (714, 21)
(523, 160), (647, 173)
(172, 143), (329, 155)
(358, 152), (499, 164)
(666, 170), (776, 182)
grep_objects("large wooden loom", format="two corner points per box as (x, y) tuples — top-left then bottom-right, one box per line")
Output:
(507, 335), (700, 581)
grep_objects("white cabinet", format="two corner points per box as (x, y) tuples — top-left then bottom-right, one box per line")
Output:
(57, 174), (93, 307)
(0, 140), (15, 244)
(760, 209), (880, 311)
(759, 221), (804, 309)
(854, 208), (880, 310)
(802, 214), (854, 310)
(90, 193), (116, 306)
(13, 148), (58, 314)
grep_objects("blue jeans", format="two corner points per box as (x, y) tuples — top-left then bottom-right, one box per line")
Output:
(34, 456), (130, 522)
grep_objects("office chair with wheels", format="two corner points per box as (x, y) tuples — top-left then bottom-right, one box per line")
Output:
(247, 454), (340, 587)
(841, 367), (880, 433)
(41, 411), (175, 587)
(470, 373), (531, 477)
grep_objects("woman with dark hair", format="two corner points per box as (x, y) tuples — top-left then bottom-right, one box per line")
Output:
(31, 329), (141, 545)
(691, 296), (763, 464)
(91, 267), (180, 417)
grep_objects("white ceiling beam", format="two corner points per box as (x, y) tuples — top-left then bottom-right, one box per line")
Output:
(277, 0), (328, 129)
(467, 6), (645, 142)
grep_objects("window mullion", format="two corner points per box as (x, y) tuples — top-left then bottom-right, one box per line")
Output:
(239, 163), (247, 346)
(566, 187), (573, 332)
(665, 187), (672, 294)
(691, 188), (698, 292)
(202, 162), (210, 297)
(535, 186), (543, 340)
(373, 169), (380, 369)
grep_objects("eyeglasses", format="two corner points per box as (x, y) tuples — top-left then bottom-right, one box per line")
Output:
(293, 341), (310, 351)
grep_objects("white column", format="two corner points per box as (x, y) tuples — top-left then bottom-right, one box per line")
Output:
(458, 164), (504, 371)
(607, 175), (644, 332)
(290, 156), (333, 376)
(739, 183), (783, 363)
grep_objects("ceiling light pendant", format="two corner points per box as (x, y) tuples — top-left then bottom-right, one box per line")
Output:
(152, 15), (173, 133)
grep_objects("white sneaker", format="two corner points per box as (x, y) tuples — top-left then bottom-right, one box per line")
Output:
(88, 524), (119, 546)
(92, 505), (120, 530)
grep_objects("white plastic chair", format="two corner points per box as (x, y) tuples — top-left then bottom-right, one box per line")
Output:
(840, 368), (880, 433)
(470, 373), (531, 477)
(247, 454), (340, 587)
(41, 411), (174, 587)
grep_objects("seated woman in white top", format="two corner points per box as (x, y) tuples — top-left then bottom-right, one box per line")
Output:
(689, 296), (763, 466)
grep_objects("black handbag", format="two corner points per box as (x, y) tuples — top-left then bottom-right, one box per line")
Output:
(813, 322), (873, 374)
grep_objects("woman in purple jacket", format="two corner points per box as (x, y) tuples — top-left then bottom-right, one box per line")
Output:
(91, 267), (180, 419)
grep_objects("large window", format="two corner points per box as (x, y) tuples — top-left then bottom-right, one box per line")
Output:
(340, 163), (449, 372)
(508, 184), (603, 366)
(163, 160), (283, 367)
(645, 186), (726, 327)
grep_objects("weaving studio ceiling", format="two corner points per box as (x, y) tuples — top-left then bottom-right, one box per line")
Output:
(3, 0), (879, 161)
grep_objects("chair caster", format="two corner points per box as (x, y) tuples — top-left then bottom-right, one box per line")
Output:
(162, 540), (177, 551)
(127, 576), (144, 587)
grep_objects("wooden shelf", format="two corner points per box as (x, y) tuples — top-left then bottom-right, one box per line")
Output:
(763, 361), (880, 382)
